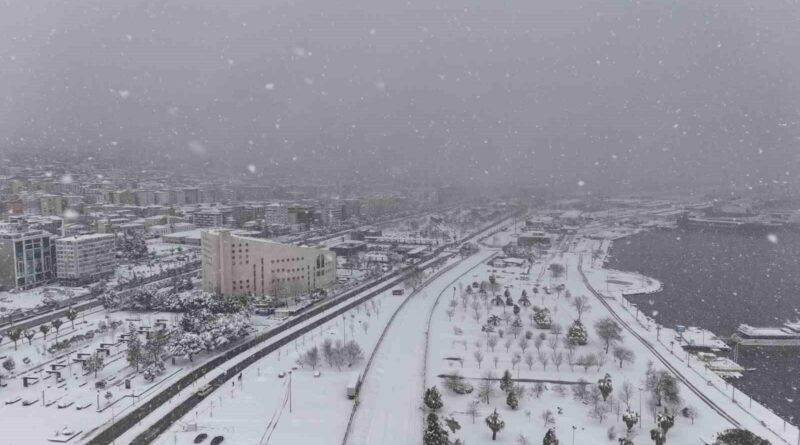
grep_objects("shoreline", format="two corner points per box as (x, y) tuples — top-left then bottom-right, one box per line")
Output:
(593, 227), (798, 443)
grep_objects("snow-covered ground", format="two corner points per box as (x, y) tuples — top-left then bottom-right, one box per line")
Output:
(0, 286), (91, 313)
(414, 233), (798, 445)
(147, 253), (480, 445)
(346, 250), (497, 445)
(146, 241), (197, 257)
(0, 306), (268, 444)
(114, 258), (196, 282)
(154, 284), (412, 444)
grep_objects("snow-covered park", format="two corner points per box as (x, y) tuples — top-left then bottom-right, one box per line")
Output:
(374, 230), (799, 445)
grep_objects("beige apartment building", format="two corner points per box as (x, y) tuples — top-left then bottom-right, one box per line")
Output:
(201, 229), (336, 298)
(55, 233), (116, 284)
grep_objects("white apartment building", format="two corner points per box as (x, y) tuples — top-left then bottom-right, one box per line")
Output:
(265, 203), (289, 225)
(55, 233), (116, 284)
(201, 229), (336, 298)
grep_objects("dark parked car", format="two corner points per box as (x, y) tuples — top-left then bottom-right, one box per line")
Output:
(193, 433), (208, 443)
(210, 436), (225, 445)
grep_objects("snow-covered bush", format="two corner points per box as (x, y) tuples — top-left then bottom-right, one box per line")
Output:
(567, 320), (588, 345)
(143, 361), (166, 382)
(533, 308), (552, 329)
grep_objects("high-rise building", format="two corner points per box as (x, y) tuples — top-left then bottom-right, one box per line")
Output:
(55, 233), (116, 284)
(193, 208), (231, 227)
(183, 187), (200, 204)
(39, 194), (66, 216)
(0, 228), (57, 290)
(201, 229), (336, 298)
(265, 203), (289, 226)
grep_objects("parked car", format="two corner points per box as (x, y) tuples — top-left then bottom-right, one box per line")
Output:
(210, 436), (224, 445)
(193, 433), (208, 443)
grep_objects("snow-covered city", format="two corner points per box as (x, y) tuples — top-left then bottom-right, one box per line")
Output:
(3, 1), (800, 444)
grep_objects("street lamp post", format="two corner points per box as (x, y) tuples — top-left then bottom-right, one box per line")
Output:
(289, 370), (293, 414)
(572, 426), (577, 445)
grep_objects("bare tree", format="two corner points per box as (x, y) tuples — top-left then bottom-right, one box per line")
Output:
(541, 409), (555, 428)
(613, 346), (635, 368)
(533, 336), (544, 353)
(518, 337), (529, 354)
(620, 381), (635, 409)
(571, 296), (592, 321)
(567, 348), (576, 372)
(472, 309), (482, 325)
(504, 337), (513, 352)
(511, 353), (522, 371)
(538, 351), (549, 371)
(474, 350), (485, 368)
(550, 322), (564, 341)
(547, 336), (559, 352)
(477, 371), (496, 404)
(488, 335), (499, 352)
(594, 318), (623, 354)
(596, 353), (607, 372)
(578, 353), (598, 372)
(467, 400), (480, 423)
(552, 351), (564, 371)
(524, 352), (535, 370)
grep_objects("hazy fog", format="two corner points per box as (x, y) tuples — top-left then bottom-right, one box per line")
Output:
(2, 0), (799, 193)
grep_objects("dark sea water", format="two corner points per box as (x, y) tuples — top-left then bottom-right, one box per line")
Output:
(608, 228), (800, 424)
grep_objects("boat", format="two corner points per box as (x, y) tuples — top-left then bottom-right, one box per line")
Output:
(731, 323), (800, 346)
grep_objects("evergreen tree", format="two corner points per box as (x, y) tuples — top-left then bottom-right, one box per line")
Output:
(7, 329), (21, 350)
(424, 386), (444, 411)
(65, 308), (79, 329)
(423, 413), (450, 445)
(444, 416), (461, 434)
(543, 427), (559, 445)
(533, 308), (553, 329)
(598, 374), (613, 401)
(506, 389), (519, 410)
(39, 324), (50, 342)
(622, 410), (640, 432)
(500, 370), (514, 393)
(485, 409), (505, 441)
(650, 428), (665, 445)
(656, 411), (675, 440)
(714, 429), (771, 445)
(51, 318), (63, 340)
(126, 324), (143, 371)
(567, 320), (589, 345)
(24, 329), (35, 345)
